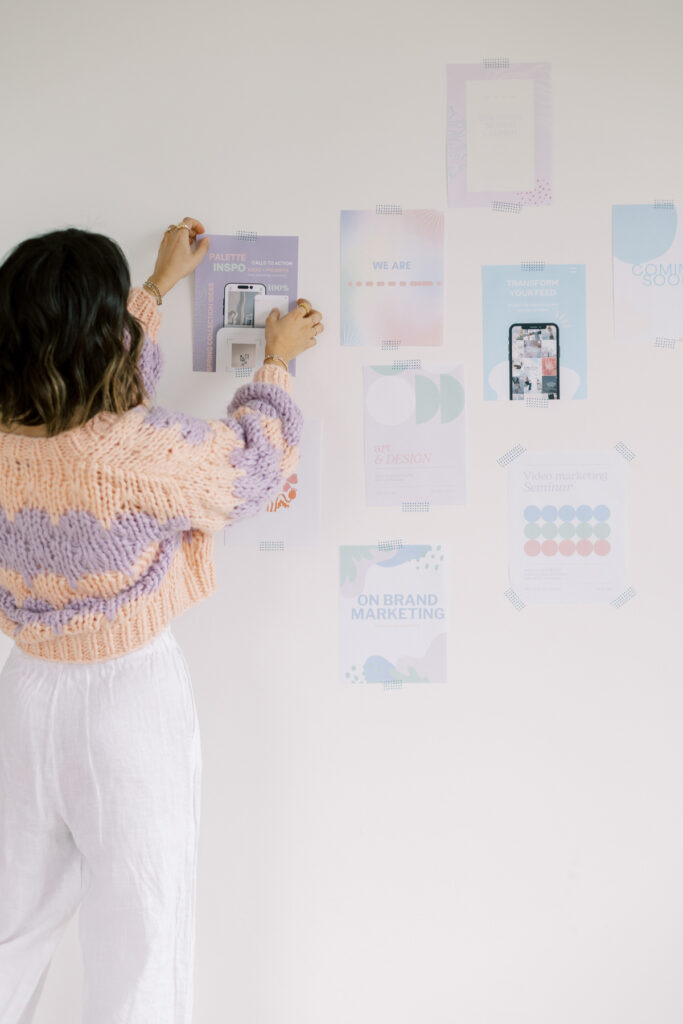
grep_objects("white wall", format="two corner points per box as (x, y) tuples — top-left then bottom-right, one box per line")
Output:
(2, 0), (683, 1021)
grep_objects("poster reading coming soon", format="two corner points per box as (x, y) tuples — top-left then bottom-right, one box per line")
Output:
(613, 203), (683, 344)
(339, 545), (448, 684)
(508, 451), (628, 604)
(340, 209), (444, 347)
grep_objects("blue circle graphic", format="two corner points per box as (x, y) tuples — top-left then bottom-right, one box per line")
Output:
(524, 506), (541, 522)
(594, 505), (611, 521)
(576, 505), (592, 522)
(559, 505), (575, 521)
(613, 204), (678, 265)
(541, 505), (558, 522)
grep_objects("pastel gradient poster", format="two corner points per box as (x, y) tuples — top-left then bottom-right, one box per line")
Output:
(339, 545), (447, 684)
(613, 203), (683, 344)
(482, 265), (587, 401)
(340, 210), (444, 346)
(508, 451), (628, 604)
(363, 364), (466, 506)
(447, 62), (552, 208)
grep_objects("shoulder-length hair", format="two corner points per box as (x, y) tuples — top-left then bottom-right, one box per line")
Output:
(0, 227), (146, 437)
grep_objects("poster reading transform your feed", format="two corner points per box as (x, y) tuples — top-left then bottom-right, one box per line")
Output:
(340, 545), (448, 684)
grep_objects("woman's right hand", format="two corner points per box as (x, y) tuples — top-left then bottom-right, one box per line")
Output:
(265, 301), (324, 365)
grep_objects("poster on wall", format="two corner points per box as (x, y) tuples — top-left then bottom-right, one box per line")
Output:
(508, 451), (628, 604)
(613, 203), (683, 344)
(482, 264), (587, 401)
(340, 209), (444, 347)
(193, 233), (298, 373)
(363, 364), (466, 506)
(339, 544), (448, 684)
(446, 62), (552, 208)
(223, 418), (321, 549)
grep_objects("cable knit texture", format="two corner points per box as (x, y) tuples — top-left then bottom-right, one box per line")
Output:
(0, 287), (303, 662)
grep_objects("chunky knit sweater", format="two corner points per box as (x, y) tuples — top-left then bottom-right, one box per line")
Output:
(0, 287), (303, 662)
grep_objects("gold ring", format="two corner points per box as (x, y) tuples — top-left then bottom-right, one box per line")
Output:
(175, 222), (190, 231)
(297, 299), (312, 315)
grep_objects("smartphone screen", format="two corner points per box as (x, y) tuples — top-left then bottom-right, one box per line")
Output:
(224, 284), (266, 327)
(509, 323), (559, 400)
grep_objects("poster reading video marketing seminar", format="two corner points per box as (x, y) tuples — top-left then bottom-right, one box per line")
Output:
(482, 264), (587, 401)
(363, 364), (466, 506)
(613, 203), (683, 344)
(508, 451), (628, 604)
(339, 544), (448, 684)
(340, 209), (444, 347)
(193, 234), (298, 372)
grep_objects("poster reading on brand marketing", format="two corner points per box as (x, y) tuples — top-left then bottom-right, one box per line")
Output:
(340, 209), (444, 347)
(613, 203), (683, 344)
(193, 233), (298, 373)
(223, 418), (321, 549)
(447, 62), (552, 208)
(339, 545), (448, 684)
(363, 364), (466, 506)
(508, 451), (628, 604)
(482, 265), (587, 401)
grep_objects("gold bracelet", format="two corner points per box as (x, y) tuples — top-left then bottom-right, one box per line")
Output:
(263, 354), (289, 372)
(142, 278), (162, 305)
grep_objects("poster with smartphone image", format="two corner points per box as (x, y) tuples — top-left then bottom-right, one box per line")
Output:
(192, 233), (298, 373)
(482, 265), (586, 401)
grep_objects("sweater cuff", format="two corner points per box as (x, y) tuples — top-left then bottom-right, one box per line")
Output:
(128, 286), (163, 341)
(253, 361), (293, 394)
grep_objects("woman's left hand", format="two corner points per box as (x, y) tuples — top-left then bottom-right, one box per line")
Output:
(148, 217), (210, 297)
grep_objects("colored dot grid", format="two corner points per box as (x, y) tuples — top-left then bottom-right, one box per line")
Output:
(522, 505), (611, 557)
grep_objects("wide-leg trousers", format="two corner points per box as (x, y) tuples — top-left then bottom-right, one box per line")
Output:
(0, 625), (202, 1024)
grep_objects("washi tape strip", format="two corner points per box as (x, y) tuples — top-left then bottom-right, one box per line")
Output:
(611, 586), (636, 609)
(614, 442), (636, 462)
(497, 443), (527, 467)
(504, 587), (526, 611)
(653, 199), (675, 208)
(377, 539), (404, 552)
(233, 367), (253, 379)
(525, 395), (549, 408)
(383, 679), (404, 691)
(520, 260), (546, 272)
(236, 229), (258, 241)
(491, 200), (523, 214)
(381, 340), (402, 350)
(401, 501), (431, 513)
(654, 336), (677, 349)
(392, 358), (422, 371)
(483, 57), (511, 68)
(259, 540), (284, 552)
(375, 204), (403, 215)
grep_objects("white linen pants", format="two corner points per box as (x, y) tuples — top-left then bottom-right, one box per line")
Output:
(0, 625), (202, 1024)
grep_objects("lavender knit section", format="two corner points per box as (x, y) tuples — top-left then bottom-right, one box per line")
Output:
(141, 406), (214, 444)
(0, 533), (184, 637)
(123, 327), (164, 399)
(221, 379), (304, 522)
(0, 507), (191, 589)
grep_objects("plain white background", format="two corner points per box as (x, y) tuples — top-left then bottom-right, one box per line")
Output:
(2, 0), (683, 1020)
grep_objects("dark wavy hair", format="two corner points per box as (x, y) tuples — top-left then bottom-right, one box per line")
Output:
(0, 227), (146, 437)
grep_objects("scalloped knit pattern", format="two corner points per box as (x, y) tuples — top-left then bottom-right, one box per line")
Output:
(0, 287), (303, 662)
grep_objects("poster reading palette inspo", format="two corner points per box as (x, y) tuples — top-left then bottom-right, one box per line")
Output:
(223, 418), (321, 548)
(193, 234), (298, 372)
(482, 265), (587, 401)
(447, 63), (552, 208)
(613, 203), (683, 344)
(340, 209), (444, 346)
(363, 364), (466, 506)
(340, 545), (448, 684)
(508, 451), (628, 604)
